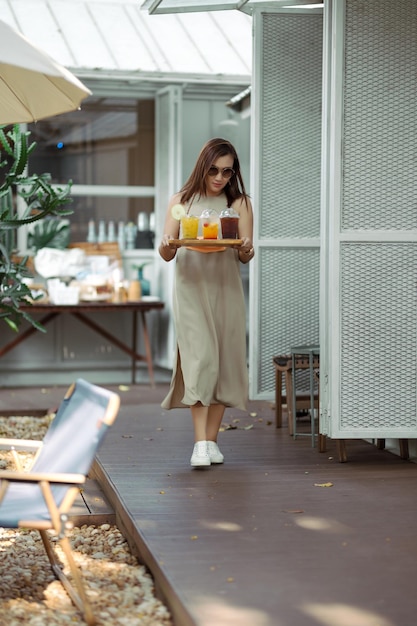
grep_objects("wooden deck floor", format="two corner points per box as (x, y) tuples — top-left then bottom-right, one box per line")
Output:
(1, 382), (417, 626)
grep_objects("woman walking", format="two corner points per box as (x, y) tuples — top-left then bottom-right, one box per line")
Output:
(159, 138), (254, 468)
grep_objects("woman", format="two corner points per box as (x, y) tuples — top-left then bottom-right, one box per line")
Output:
(159, 138), (254, 468)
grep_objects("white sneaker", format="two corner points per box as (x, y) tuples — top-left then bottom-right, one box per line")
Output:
(190, 441), (211, 467)
(207, 441), (224, 464)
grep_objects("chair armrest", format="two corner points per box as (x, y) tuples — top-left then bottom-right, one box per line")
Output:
(0, 470), (86, 485)
(0, 438), (43, 452)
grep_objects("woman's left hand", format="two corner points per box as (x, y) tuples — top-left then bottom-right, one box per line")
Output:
(237, 237), (254, 262)
(239, 237), (252, 253)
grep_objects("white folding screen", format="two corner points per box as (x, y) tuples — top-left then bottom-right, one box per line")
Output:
(322, 0), (417, 440)
(250, 8), (323, 399)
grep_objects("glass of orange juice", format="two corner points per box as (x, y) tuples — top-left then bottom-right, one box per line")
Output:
(200, 209), (219, 239)
(181, 215), (199, 239)
(202, 221), (218, 239)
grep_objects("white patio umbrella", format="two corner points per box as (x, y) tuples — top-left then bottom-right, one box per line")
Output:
(0, 19), (92, 124)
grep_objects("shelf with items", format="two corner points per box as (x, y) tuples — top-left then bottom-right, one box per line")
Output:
(86, 217), (155, 252)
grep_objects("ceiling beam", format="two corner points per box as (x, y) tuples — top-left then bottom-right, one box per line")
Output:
(141, 0), (323, 14)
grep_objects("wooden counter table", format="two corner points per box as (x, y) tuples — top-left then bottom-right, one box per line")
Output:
(1, 299), (165, 386)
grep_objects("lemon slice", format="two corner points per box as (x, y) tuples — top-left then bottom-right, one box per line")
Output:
(171, 203), (186, 220)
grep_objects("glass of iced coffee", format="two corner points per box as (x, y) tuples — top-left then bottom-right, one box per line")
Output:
(220, 207), (240, 239)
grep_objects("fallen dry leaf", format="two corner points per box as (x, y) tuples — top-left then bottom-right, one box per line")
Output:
(244, 424), (254, 430)
(283, 509), (304, 514)
(191, 535), (198, 540)
(314, 482), (334, 487)
(118, 385), (130, 392)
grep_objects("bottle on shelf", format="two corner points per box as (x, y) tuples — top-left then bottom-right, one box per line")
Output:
(117, 221), (125, 251)
(125, 222), (137, 250)
(137, 212), (149, 231)
(149, 212), (155, 233)
(107, 220), (116, 242)
(97, 220), (106, 244)
(87, 220), (96, 243)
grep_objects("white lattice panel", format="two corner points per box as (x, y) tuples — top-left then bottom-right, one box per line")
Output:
(342, 0), (417, 230)
(339, 243), (417, 431)
(259, 13), (322, 240)
(324, 0), (417, 438)
(258, 247), (320, 394)
(252, 11), (322, 398)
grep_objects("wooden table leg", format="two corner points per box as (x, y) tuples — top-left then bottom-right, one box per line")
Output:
(131, 310), (137, 385)
(140, 310), (154, 387)
(0, 312), (58, 357)
(73, 311), (155, 386)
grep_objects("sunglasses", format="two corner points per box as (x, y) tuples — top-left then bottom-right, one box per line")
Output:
(207, 166), (235, 179)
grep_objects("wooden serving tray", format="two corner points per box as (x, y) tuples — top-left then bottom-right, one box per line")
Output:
(168, 239), (242, 248)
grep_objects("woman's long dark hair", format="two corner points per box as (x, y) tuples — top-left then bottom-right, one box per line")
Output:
(179, 138), (249, 208)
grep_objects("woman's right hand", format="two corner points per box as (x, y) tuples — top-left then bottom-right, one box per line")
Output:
(159, 234), (179, 261)
(159, 194), (183, 261)
(161, 234), (178, 248)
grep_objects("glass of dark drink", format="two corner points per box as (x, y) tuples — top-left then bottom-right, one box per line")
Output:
(220, 208), (240, 239)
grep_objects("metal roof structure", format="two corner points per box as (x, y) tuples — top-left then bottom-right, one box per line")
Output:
(0, 0), (251, 83)
(141, 0), (323, 15)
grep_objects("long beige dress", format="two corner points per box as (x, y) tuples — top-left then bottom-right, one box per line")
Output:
(161, 194), (248, 411)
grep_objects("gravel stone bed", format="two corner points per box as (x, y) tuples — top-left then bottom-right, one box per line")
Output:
(0, 415), (174, 626)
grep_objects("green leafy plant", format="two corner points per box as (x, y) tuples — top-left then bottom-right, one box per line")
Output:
(0, 124), (73, 331)
(28, 218), (70, 252)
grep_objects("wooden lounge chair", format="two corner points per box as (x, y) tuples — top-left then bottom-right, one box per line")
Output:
(0, 378), (120, 626)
